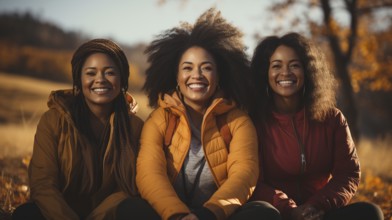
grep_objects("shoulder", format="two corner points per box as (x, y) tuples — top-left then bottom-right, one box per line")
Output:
(224, 108), (255, 132)
(323, 107), (348, 127)
(226, 108), (252, 124)
(38, 108), (62, 127)
(143, 107), (169, 130)
(129, 113), (144, 129)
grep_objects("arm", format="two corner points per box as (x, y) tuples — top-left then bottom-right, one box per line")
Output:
(136, 109), (190, 220)
(251, 170), (297, 219)
(29, 110), (79, 220)
(306, 110), (360, 211)
(204, 110), (259, 220)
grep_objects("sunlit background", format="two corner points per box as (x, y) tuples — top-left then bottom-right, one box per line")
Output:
(0, 0), (391, 218)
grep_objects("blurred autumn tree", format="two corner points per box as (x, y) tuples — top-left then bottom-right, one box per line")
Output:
(0, 12), (148, 91)
(261, 0), (392, 141)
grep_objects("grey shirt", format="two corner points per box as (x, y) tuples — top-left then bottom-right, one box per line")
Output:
(173, 117), (217, 209)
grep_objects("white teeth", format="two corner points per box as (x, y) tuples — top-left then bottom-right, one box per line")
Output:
(92, 88), (109, 92)
(188, 84), (206, 89)
(278, 80), (295, 86)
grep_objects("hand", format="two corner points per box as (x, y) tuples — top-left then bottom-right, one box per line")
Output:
(291, 204), (324, 220)
(181, 213), (199, 220)
(301, 205), (324, 220)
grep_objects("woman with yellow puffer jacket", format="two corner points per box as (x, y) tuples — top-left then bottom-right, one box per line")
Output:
(136, 8), (280, 220)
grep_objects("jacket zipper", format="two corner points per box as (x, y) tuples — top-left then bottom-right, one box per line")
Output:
(290, 117), (306, 203)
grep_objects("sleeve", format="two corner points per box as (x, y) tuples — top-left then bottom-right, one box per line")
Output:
(251, 178), (297, 219)
(204, 110), (259, 220)
(28, 110), (80, 220)
(306, 110), (360, 211)
(136, 109), (190, 220)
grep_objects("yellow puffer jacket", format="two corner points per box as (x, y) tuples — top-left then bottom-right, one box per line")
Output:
(136, 92), (259, 220)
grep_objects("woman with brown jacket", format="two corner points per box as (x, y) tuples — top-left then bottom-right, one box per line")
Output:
(12, 39), (158, 220)
(136, 8), (279, 220)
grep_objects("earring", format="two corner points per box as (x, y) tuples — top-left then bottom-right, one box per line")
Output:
(121, 88), (126, 94)
(73, 85), (79, 95)
(176, 84), (180, 93)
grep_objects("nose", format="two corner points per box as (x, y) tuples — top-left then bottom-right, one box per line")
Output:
(95, 72), (107, 82)
(94, 71), (107, 83)
(191, 67), (203, 79)
(281, 65), (291, 76)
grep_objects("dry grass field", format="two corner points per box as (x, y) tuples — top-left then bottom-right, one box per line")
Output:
(0, 72), (391, 219)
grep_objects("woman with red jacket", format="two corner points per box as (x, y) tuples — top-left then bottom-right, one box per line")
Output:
(249, 32), (383, 220)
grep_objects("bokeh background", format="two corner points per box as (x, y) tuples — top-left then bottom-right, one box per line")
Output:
(0, 0), (391, 219)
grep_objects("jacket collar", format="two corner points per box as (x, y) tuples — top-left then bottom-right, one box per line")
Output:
(158, 91), (236, 118)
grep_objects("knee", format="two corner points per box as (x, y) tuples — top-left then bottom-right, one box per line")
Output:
(242, 201), (281, 219)
(12, 202), (45, 220)
(355, 202), (384, 220)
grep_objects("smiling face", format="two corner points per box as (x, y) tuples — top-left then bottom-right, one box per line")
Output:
(177, 46), (218, 112)
(268, 45), (304, 101)
(81, 53), (121, 111)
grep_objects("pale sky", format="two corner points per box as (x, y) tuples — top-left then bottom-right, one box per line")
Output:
(0, 0), (282, 54)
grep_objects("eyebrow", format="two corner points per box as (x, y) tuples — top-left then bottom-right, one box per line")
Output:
(270, 59), (300, 63)
(83, 66), (117, 70)
(181, 61), (214, 65)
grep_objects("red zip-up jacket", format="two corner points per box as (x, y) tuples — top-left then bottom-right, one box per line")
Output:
(251, 107), (360, 219)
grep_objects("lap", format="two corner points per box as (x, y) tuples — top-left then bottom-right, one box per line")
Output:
(12, 202), (45, 220)
(116, 197), (161, 220)
(325, 202), (384, 220)
(229, 200), (281, 220)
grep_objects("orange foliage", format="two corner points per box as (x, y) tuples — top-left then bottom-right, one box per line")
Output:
(350, 19), (392, 92)
(0, 41), (73, 82)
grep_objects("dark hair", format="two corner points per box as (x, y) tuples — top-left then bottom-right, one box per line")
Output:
(70, 39), (138, 196)
(250, 32), (336, 122)
(71, 38), (129, 91)
(143, 8), (253, 111)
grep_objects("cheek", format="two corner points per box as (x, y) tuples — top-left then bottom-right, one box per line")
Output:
(268, 72), (275, 84)
(177, 73), (187, 86)
(206, 72), (218, 87)
(113, 77), (121, 87)
(81, 76), (92, 87)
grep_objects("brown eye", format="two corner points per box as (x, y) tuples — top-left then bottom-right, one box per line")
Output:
(85, 71), (95, 76)
(202, 65), (213, 72)
(183, 66), (192, 71)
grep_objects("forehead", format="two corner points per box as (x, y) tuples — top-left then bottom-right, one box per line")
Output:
(83, 53), (117, 66)
(270, 45), (299, 61)
(180, 46), (216, 63)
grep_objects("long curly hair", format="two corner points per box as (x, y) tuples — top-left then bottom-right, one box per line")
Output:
(143, 8), (253, 111)
(70, 39), (138, 196)
(250, 32), (336, 123)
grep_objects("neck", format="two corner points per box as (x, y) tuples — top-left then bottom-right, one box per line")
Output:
(272, 95), (303, 115)
(87, 103), (113, 124)
(185, 105), (204, 130)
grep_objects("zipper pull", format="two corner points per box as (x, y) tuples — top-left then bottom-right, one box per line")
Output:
(301, 153), (307, 172)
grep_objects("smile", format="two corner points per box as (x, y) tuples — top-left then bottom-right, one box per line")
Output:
(91, 88), (111, 93)
(277, 80), (296, 86)
(188, 83), (207, 89)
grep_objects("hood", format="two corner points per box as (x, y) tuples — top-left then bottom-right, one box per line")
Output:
(158, 90), (236, 118)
